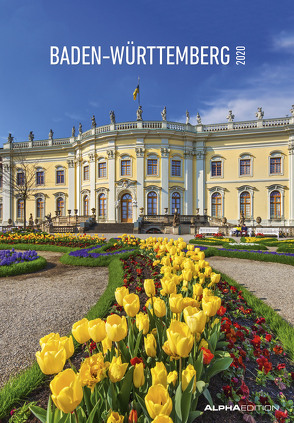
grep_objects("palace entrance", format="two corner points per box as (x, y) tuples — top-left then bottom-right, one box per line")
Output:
(121, 193), (133, 222)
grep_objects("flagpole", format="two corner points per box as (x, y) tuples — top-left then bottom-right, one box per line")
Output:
(138, 76), (140, 107)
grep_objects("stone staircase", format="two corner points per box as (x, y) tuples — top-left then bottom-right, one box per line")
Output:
(87, 223), (134, 234)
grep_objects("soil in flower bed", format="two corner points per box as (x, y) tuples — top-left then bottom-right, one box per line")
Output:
(4, 255), (294, 423)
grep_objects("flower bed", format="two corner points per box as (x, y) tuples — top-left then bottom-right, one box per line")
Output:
(0, 249), (47, 277)
(222, 243), (268, 251)
(0, 233), (106, 248)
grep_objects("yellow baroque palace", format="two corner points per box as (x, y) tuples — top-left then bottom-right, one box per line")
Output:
(1, 106), (294, 227)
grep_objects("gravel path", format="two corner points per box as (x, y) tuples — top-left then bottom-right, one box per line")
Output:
(208, 256), (294, 325)
(0, 251), (108, 388)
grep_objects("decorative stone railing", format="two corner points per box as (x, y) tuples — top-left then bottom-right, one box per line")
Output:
(5, 115), (294, 150)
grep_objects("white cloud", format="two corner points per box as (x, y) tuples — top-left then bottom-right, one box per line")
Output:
(65, 112), (83, 121)
(89, 101), (100, 108)
(272, 32), (294, 51)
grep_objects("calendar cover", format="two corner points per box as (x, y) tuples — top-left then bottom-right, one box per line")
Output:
(0, 1), (293, 423)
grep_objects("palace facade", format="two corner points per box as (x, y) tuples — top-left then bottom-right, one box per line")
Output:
(1, 107), (294, 226)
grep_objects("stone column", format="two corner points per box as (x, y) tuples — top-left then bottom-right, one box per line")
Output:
(184, 145), (193, 215)
(161, 142), (170, 214)
(67, 158), (75, 212)
(2, 161), (12, 224)
(107, 148), (116, 222)
(89, 153), (96, 210)
(288, 136), (294, 224)
(136, 140), (145, 212)
(196, 148), (206, 215)
(75, 159), (81, 214)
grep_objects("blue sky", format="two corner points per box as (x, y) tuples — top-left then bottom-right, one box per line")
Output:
(1, 0), (294, 145)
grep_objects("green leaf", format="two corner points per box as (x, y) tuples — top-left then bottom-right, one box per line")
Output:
(118, 340), (131, 362)
(206, 357), (233, 381)
(181, 377), (195, 423)
(134, 331), (143, 358)
(187, 410), (203, 422)
(195, 381), (206, 395)
(46, 396), (53, 423)
(135, 393), (149, 419)
(118, 367), (134, 414)
(207, 332), (218, 353)
(82, 386), (92, 416)
(216, 341), (229, 349)
(29, 405), (47, 423)
(86, 400), (101, 423)
(203, 387), (213, 407)
(194, 350), (203, 381)
(174, 383), (182, 421)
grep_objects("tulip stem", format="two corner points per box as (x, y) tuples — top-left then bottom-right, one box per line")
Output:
(68, 358), (77, 373)
(179, 357), (182, 384)
(74, 409), (79, 423)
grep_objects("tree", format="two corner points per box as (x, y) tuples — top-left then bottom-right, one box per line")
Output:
(2, 146), (39, 230)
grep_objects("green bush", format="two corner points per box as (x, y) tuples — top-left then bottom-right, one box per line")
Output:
(221, 243), (268, 250)
(0, 243), (81, 253)
(0, 257), (47, 277)
(204, 247), (294, 265)
(189, 238), (235, 246)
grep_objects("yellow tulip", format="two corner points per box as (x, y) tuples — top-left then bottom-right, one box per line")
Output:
(203, 288), (213, 298)
(39, 332), (60, 348)
(198, 338), (209, 350)
(182, 269), (192, 282)
(153, 297), (166, 317)
(182, 364), (196, 392)
(204, 267), (212, 277)
(192, 284), (203, 298)
(106, 314), (128, 342)
(151, 416), (174, 423)
(145, 385), (173, 419)
(80, 352), (110, 391)
(151, 362), (167, 387)
(123, 293), (140, 317)
(161, 279), (176, 295)
(169, 293), (183, 314)
(144, 333), (157, 357)
(183, 307), (206, 334)
(108, 356), (128, 383)
(107, 411), (124, 423)
(50, 369), (83, 413)
(136, 312), (150, 335)
(59, 336), (74, 359)
(167, 370), (178, 386)
(72, 318), (90, 344)
(182, 297), (199, 309)
(210, 273), (221, 285)
(133, 362), (145, 388)
(115, 286), (129, 306)
(198, 252), (205, 260)
(36, 341), (67, 375)
(202, 296), (222, 317)
(166, 320), (194, 358)
(88, 318), (107, 343)
(198, 273), (205, 284)
(144, 279), (156, 297)
(102, 336), (113, 354)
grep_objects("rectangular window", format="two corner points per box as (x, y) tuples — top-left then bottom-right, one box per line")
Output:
(171, 160), (181, 177)
(0, 174), (2, 188)
(270, 157), (281, 174)
(211, 161), (222, 177)
(17, 172), (25, 186)
(147, 159), (158, 175)
(98, 162), (106, 178)
(83, 165), (89, 181)
(240, 159), (251, 176)
(56, 170), (65, 184)
(36, 171), (44, 185)
(0, 203), (2, 219)
(121, 160), (131, 176)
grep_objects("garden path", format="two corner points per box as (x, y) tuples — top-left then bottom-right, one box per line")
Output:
(0, 251), (108, 388)
(208, 256), (294, 325)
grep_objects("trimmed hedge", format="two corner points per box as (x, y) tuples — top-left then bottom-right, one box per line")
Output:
(0, 256), (47, 277)
(189, 238), (235, 247)
(221, 243), (268, 250)
(204, 247), (294, 265)
(0, 243), (83, 253)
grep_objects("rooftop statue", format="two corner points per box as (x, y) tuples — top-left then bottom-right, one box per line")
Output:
(226, 110), (235, 122)
(91, 115), (97, 128)
(79, 123), (82, 135)
(136, 105), (143, 121)
(29, 131), (34, 141)
(196, 112), (202, 124)
(256, 107), (264, 120)
(110, 110), (116, 124)
(72, 126), (76, 137)
(186, 110), (190, 124)
(49, 129), (53, 139)
(161, 106), (167, 121)
(290, 105), (294, 117)
(8, 133), (14, 143)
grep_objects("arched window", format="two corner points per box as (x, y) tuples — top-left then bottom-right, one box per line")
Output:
(172, 192), (181, 214)
(240, 191), (251, 218)
(83, 195), (89, 216)
(211, 192), (222, 217)
(270, 191), (281, 219)
(147, 191), (157, 215)
(36, 198), (44, 218)
(98, 193), (107, 217)
(56, 197), (64, 216)
(17, 199), (24, 219)
(121, 193), (132, 222)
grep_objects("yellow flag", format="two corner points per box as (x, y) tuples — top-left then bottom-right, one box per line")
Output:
(133, 85), (139, 100)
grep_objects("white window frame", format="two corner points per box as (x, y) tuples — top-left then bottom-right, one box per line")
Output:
(145, 186), (161, 215)
(210, 156), (224, 179)
(169, 186), (184, 214)
(268, 151), (284, 176)
(96, 187), (109, 219)
(267, 184), (285, 221)
(83, 162), (90, 182)
(120, 155), (133, 178)
(34, 193), (46, 219)
(35, 167), (45, 186)
(55, 166), (66, 185)
(239, 154), (253, 178)
(171, 156), (183, 178)
(237, 185), (255, 220)
(146, 155), (159, 177)
(54, 192), (67, 216)
(97, 158), (107, 179)
(209, 187), (225, 218)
